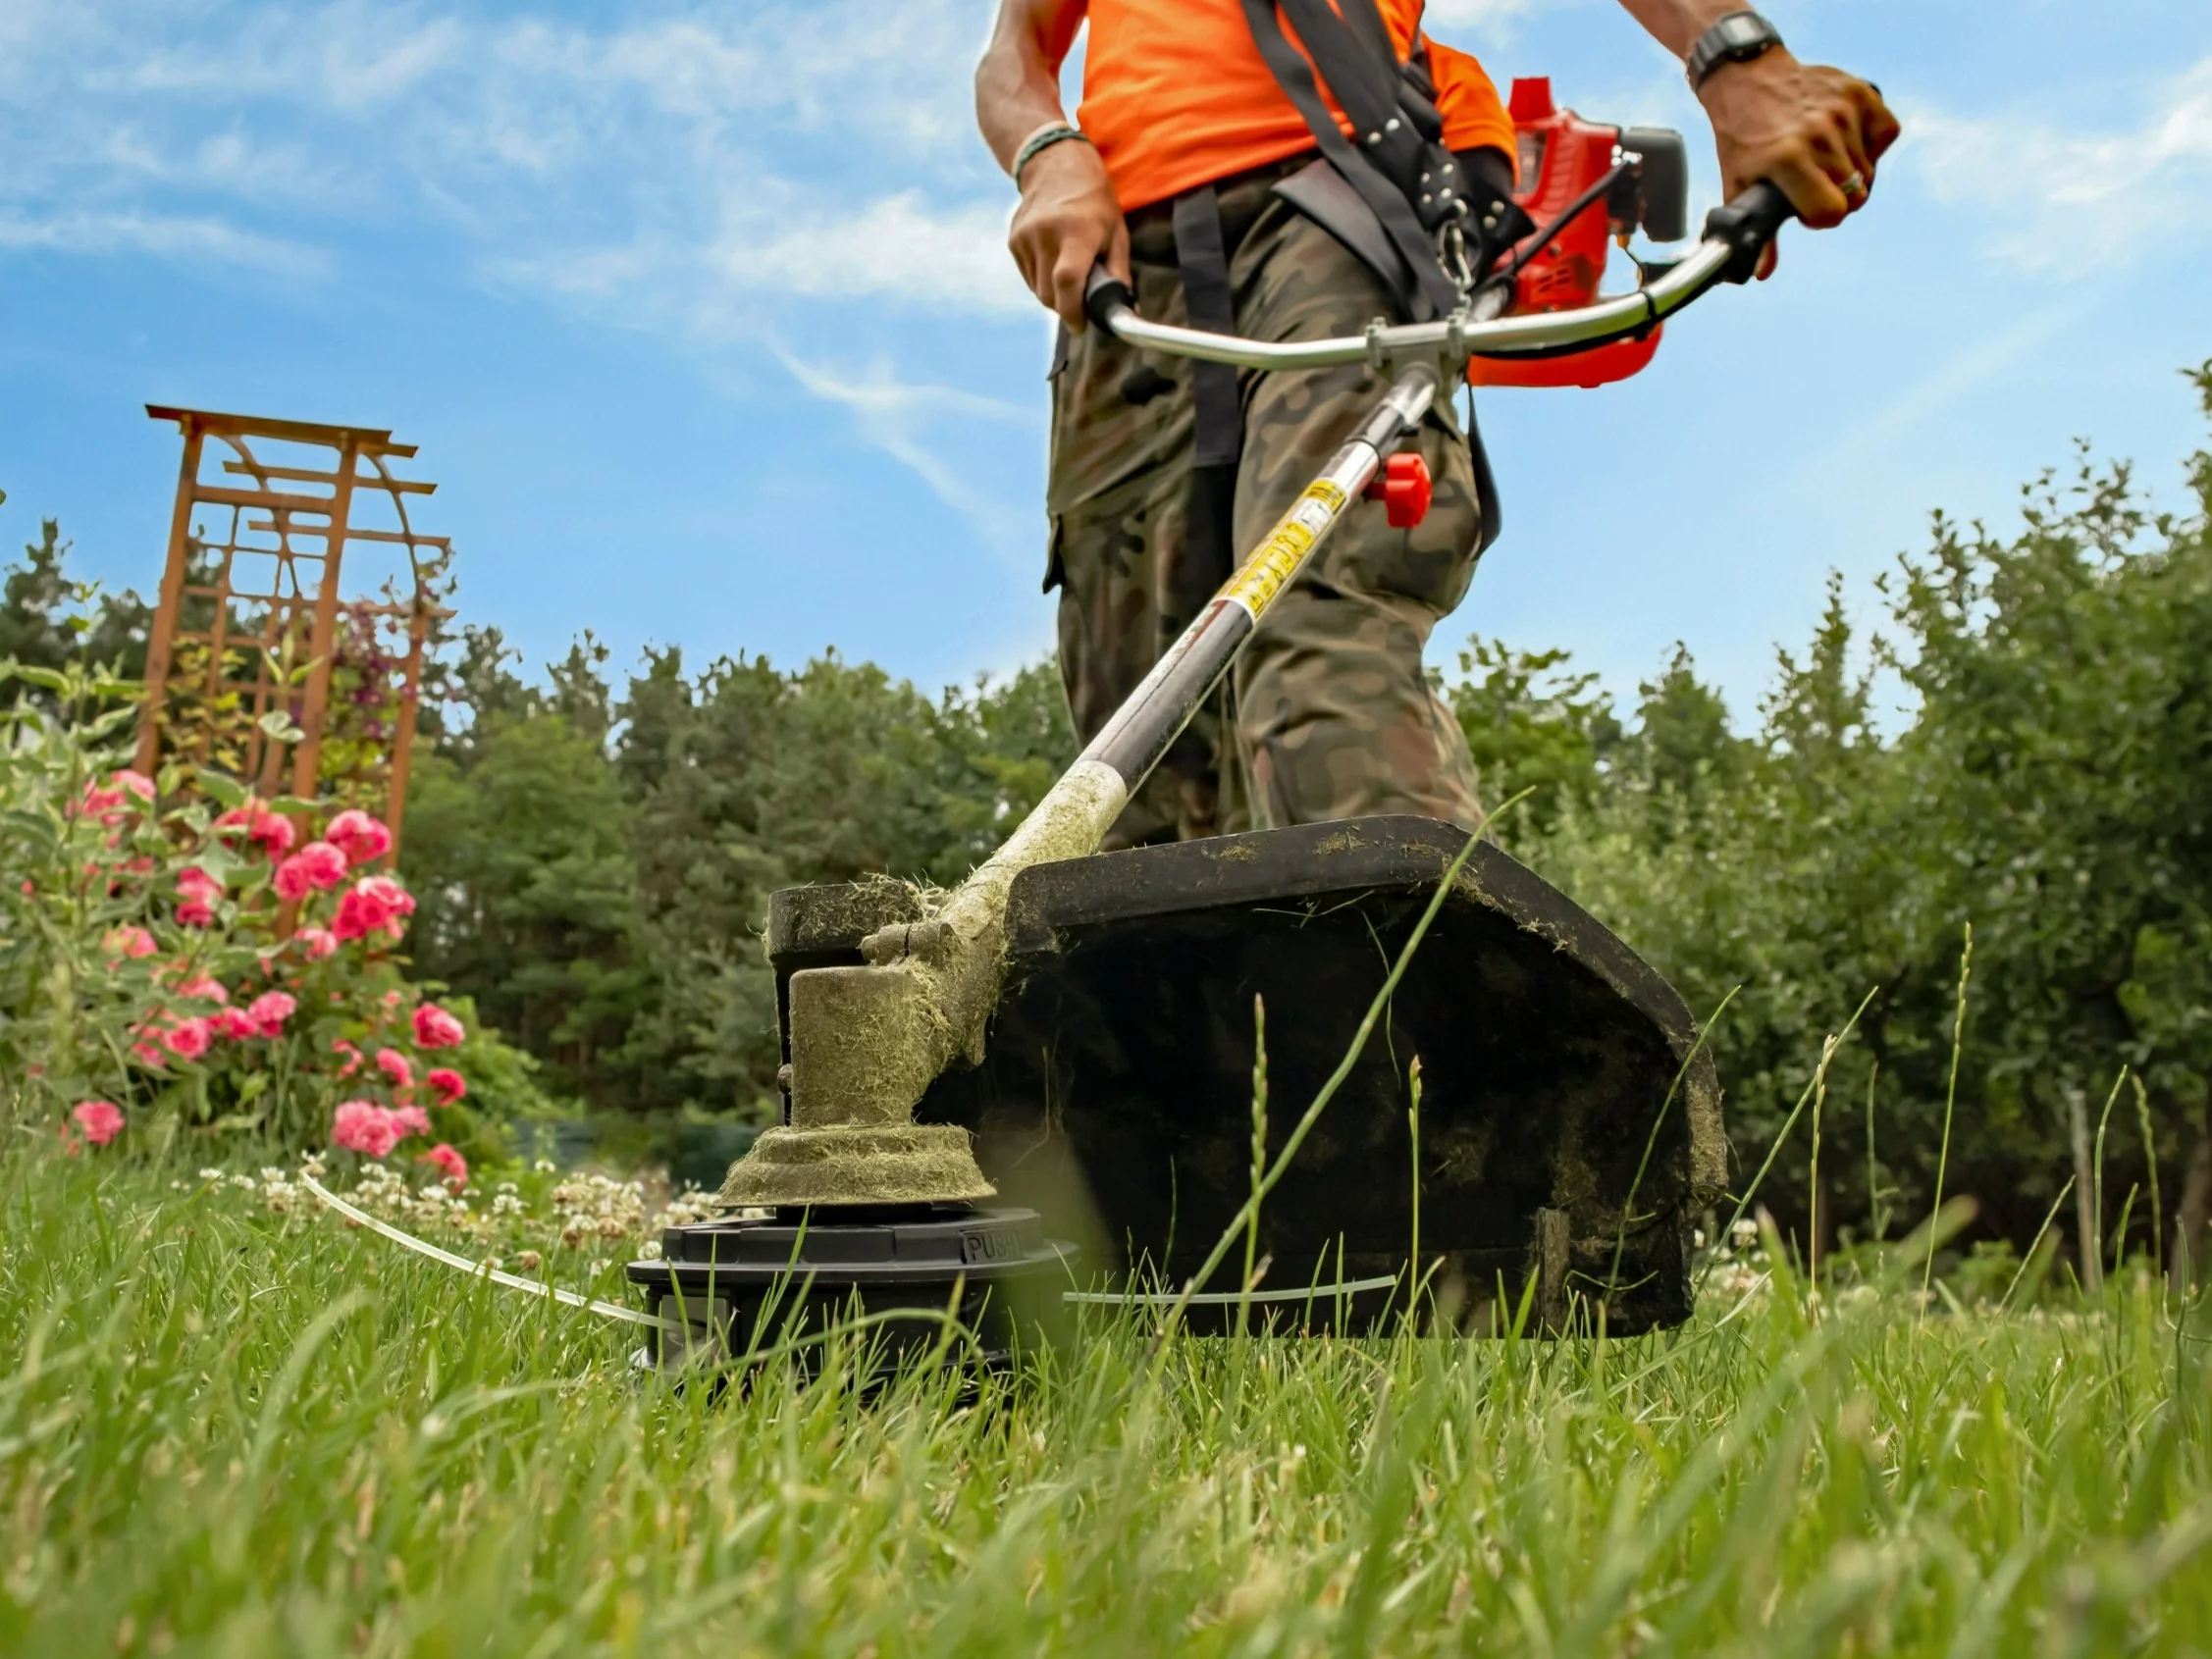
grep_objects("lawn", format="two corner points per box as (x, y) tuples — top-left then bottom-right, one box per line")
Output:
(2, 1144), (2207, 1658)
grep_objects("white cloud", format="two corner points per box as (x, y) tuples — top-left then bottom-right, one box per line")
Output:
(1785, 295), (2087, 493)
(96, 126), (339, 207)
(0, 0), (1009, 315)
(1908, 55), (2212, 267)
(0, 209), (328, 277)
(1421, 0), (1540, 30)
(1421, 0), (1605, 48)
(709, 194), (1027, 317)
(774, 349), (1038, 568)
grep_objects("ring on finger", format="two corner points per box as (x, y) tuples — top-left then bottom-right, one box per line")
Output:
(1840, 171), (1868, 199)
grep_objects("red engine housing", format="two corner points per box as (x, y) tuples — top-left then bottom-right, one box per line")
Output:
(1469, 77), (1661, 391)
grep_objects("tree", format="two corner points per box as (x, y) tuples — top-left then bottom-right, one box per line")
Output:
(0, 520), (151, 680)
(1447, 639), (1621, 835)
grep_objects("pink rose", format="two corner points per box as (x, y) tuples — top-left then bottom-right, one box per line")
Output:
(177, 973), (229, 1006)
(391, 1103), (431, 1136)
(333, 875), (414, 943)
(417, 1142), (468, 1189)
(375, 1048), (414, 1089)
(274, 841), (348, 901)
(71, 1101), (124, 1146)
(245, 991), (296, 1036)
(217, 799), (296, 858)
(177, 900), (214, 928)
(332, 1100), (401, 1158)
(103, 925), (158, 960)
(79, 769), (154, 825)
(326, 808), (394, 867)
(332, 889), (380, 942)
(358, 874), (414, 915)
(294, 926), (339, 960)
(426, 1067), (467, 1105)
(412, 1003), (465, 1050)
(332, 1039), (363, 1079)
(161, 1016), (213, 1061)
(177, 865), (222, 904)
(210, 1008), (258, 1040)
(130, 1022), (169, 1068)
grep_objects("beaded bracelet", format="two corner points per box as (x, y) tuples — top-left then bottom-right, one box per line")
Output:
(1013, 123), (1090, 188)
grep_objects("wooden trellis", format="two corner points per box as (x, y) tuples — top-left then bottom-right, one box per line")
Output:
(134, 406), (453, 856)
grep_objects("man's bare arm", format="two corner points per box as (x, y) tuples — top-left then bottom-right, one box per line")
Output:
(976, 0), (1129, 329)
(1614, 2), (1899, 271)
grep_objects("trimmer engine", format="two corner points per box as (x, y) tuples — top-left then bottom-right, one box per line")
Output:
(1476, 78), (1692, 389)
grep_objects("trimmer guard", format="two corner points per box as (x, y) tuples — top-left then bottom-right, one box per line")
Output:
(764, 816), (1726, 1335)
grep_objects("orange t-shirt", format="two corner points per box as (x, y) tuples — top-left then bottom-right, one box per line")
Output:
(1077, 1), (1515, 213)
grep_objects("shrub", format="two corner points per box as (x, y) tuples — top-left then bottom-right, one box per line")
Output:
(0, 660), (546, 1164)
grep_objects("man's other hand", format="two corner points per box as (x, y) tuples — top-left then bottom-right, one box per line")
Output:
(1698, 50), (1899, 277)
(1010, 138), (1130, 331)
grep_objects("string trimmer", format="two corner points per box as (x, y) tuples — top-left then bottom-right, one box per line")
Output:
(631, 96), (1797, 1368)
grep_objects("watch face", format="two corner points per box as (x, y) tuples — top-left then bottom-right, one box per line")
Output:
(1721, 16), (1767, 49)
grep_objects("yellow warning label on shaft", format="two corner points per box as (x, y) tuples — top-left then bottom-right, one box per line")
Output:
(1224, 480), (1347, 617)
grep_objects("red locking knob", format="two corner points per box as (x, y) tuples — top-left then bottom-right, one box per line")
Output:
(1366, 450), (1432, 529)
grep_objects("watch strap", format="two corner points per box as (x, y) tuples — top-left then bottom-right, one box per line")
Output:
(1685, 11), (1784, 90)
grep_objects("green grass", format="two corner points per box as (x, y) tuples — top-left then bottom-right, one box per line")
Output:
(3, 1146), (2208, 1658)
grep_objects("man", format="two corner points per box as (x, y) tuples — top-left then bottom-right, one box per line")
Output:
(977, 2), (1897, 847)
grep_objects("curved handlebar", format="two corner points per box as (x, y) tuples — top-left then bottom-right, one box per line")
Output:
(1081, 181), (1798, 373)
(1083, 272), (1139, 337)
(1702, 181), (1794, 285)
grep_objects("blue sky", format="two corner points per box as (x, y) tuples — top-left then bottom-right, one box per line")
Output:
(2, 0), (2208, 723)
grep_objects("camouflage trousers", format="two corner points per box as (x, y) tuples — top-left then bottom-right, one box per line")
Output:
(1047, 163), (1487, 848)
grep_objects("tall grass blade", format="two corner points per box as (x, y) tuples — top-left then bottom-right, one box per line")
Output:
(1922, 923), (1974, 1311)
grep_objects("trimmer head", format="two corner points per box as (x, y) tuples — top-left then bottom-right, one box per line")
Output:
(660, 815), (1724, 1346)
(626, 1205), (1073, 1374)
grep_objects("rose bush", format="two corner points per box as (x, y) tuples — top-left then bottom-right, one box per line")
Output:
(0, 661), (546, 1163)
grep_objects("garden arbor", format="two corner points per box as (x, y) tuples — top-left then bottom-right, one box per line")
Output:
(134, 406), (452, 856)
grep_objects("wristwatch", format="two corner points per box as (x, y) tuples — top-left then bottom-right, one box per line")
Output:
(1685, 11), (1784, 91)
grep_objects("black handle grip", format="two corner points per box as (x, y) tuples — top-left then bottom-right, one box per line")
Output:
(1083, 263), (1136, 334)
(1702, 181), (1797, 285)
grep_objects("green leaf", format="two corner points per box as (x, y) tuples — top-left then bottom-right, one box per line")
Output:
(195, 771), (249, 810)
(81, 705), (139, 742)
(0, 808), (59, 849)
(207, 1110), (268, 1134)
